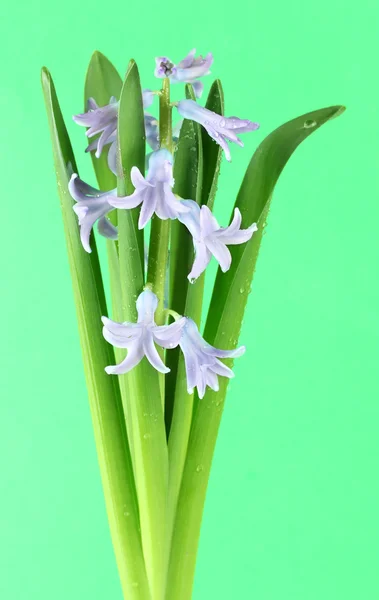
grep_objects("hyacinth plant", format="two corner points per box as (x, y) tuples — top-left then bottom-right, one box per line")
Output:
(41, 48), (344, 599)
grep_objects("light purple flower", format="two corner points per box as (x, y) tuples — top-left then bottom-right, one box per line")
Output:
(176, 99), (259, 161)
(154, 49), (213, 98)
(109, 149), (189, 229)
(68, 174), (117, 253)
(144, 113), (160, 151)
(178, 317), (245, 399)
(73, 91), (157, 171)
(178, 200), (257, 281)
(74, 96), (118, 159)
(102, 289), (186, 375)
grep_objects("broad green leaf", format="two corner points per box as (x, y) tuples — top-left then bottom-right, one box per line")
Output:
(41, 67), (149, 599)
(201, 79), (224, 209)
(117, 59), (145, 276)
(167, 105), (346, 600)
(84, 51), (122, 192)
(84, 50), (124, 340)
(205, 105), (346, 345)
(117, 60), (168, 599)
(169, 84), (203, 315)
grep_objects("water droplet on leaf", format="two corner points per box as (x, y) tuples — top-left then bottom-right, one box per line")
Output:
(303, 119), (317, 129)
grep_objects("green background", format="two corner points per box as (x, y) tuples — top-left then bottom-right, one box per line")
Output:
(1, 0), (379, 598)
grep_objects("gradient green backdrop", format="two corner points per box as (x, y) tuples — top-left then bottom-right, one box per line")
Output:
(1, 0), (379, 598)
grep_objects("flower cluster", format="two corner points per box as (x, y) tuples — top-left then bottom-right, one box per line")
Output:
(69, 49), (259, 397)
(103, 289), (245, 399)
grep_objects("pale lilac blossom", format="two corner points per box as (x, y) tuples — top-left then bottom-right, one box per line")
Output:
(177, 99), (259, 161)
(102, 289), (186, 375)
(74, 96), (118, 159)
(144, 113), (160, 151)
(109, 149), (189, 229)
(68, 174), (117, 253)
(73, 91), (158, 171)
(178, 317), (245, 399)
(154, 49), (213, 98)
(178, 200), (257, 281)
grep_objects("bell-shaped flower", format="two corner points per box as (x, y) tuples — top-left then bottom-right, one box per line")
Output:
(102, 289), (186, 375)
(68, 174), (117, 253)
(74, 91), (157, 166)
(109, 149), (189, 229)
(73, 96), (119, 159)
(154, 49), (213, 98)
(144, 113), (160, 151)
(178, 200), (257, 281)
(176, 99), (259, 161)
(178, 317), (245, 399)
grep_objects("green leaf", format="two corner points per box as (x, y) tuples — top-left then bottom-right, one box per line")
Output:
(167, 105), (346, 600)
(166, 84), (203, 432)
(205, 105), (346, 345)
(117, 60), (168, 600)
(117, 59), (145, 275)
(166, 85), (207, 550)
(84, 51), (122, 192)
(169, 84), (203, 315)
(41, 67), (149, 599)
(201, 79), (224, 209)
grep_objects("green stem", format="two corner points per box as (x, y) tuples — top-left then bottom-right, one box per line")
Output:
(166, 380), (229, 600)
(147, 78), (172, 325)
(117, 61), (169, 599)
(41, 67), (150, 599)
(166, 275), (205, 553)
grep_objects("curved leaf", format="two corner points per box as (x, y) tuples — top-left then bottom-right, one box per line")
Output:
(167, 104), (346, 600)
(117, 60), (168, 600)
(201, 79), (224, 209)
(41, 67), (149, 599)
(205, 105), (346, 345)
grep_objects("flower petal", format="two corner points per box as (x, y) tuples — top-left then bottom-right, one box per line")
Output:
(102, 316), (141, 347)
(105, 343), (144, 375)
(191, 81), (204, 98)
(188, 241), (212, 281)
(97, 217), (118, 240)
(143, 333), (170, 374)
(200, 205), (220, 237)
(131, 166), (154, 189)
(210, 359), (235, 379)
(136, 289), (158, 324)
(109, 188), (145, 210)
(152, 317), (186, 348)
(177, 48), (197, 68)
(107, 140), (117, 175)
(138, 187), (157, 229)
(205, 127), (231, 162)
(205, 238), (232, 272)
(177, 200), (201, 239)
(218, 222), (257, 245)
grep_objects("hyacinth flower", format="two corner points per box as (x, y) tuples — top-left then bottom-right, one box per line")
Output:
(68, 173), (117, 252)
(177, 98), (260, 161)
(103, 289), (186, 375)
(177, 316), (245, 398)
(109, 148), (189, 228)
(42, 46), (345, 600)
(73, 95), (118, 158)
(178, 199), (258, 281)
(155, 48), (213, 97)
(74, 90), (158, 168)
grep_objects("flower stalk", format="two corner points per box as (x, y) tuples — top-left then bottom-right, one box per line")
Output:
(147, 78), (173, 326)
